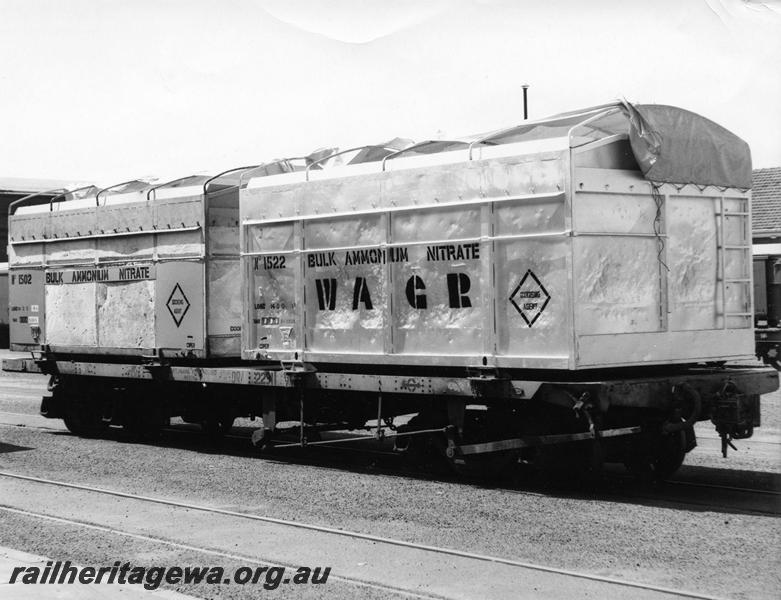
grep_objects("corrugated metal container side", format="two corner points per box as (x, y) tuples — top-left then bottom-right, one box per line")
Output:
(7, 180), (243, 357)
(240, 104), (755, 370)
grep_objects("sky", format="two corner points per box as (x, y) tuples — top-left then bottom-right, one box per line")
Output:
(1, 0), (780, 185)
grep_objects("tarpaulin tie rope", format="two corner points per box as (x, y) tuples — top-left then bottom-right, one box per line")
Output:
(651, 182), (670, 272)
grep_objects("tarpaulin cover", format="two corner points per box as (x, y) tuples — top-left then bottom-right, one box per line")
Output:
(623, 103), (752, 189)
(348, 137), (413, 164)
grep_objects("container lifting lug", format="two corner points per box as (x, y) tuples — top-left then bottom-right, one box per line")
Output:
(467, 367), (512, 398)
(141, 349), (171, 376)
(281, 360), (316, 384)
(32, 346), (57, 375)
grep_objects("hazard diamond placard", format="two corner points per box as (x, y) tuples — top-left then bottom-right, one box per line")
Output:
(166, 283), (191, 327)
(509, 270), (550, 327)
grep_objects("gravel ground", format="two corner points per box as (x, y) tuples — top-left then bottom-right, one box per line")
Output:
(1, 419), (779, 598)
(0, 510), (400, 600)
(1, 369), (779, 599)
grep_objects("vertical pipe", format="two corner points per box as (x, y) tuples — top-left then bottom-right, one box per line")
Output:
(522, 84), (529, 120)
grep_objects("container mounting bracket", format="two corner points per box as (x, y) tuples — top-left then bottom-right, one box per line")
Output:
(466, 366), (512, 398)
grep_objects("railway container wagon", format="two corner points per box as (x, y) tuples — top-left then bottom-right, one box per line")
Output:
(4, 102), (778, 479)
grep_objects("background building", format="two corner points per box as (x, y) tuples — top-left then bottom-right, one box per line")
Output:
(752, 167), (781, 321)
(753, 167), (781, 246)
(752, 167), (781, 368)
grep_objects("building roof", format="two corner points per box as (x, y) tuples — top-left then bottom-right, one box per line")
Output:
(753, 167), (781, 235)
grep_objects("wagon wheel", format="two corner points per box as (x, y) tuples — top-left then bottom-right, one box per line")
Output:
(396, 407), (521, 480)
(445, 445), (521, 482)
(624, 429), (687, 482)
(653, 430), (687, 479)
(522, 399), (604, 484)
(395, 415), (451, 474)
(50, 376), (106, 438)
(202, 412), (235, 443)
(444, 408), (522, 482)
(123, 398), (169, 441)
(63, 398), (108, 438)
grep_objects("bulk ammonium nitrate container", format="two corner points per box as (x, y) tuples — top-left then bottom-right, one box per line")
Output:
(240, 102), (755, 370)
(7, 172), (248, 357)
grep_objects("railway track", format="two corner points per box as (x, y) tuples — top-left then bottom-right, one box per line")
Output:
(484, 474), (781, 518)
(576, 478), (780, 518)
(0, 471), (739, 600)
(664, 479), (780, 496)
(0, 503), (440, 600)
